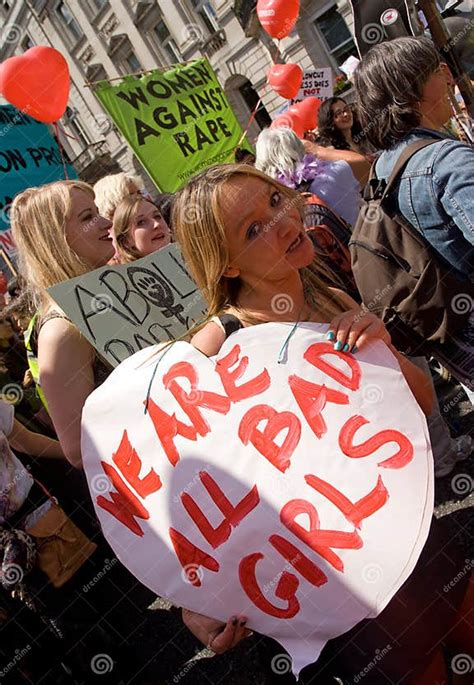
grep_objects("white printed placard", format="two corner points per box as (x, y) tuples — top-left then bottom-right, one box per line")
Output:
(290, 68), (334, 105)
(81, 323), (433, 676)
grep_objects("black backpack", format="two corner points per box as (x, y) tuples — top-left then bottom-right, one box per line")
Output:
(349, 139), (474, 355)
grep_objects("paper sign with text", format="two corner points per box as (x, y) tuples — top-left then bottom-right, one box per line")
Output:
(81, 323), (433, 676)
(290, 68), (334, 105)
(48, 244), (207, 367)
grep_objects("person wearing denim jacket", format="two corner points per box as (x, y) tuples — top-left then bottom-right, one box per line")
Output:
(375, 127), (474, 281)
(354, 37), (474, 482)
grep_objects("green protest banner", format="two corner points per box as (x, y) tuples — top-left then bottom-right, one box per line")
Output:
(94, 59), (252, 192)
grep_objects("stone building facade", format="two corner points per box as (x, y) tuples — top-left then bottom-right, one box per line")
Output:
(0, 0), (359, 187)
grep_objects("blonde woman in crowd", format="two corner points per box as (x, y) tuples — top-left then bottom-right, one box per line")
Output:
(171, 163), (472, 684)
(11, 180), (114, 468)
(112, 194), (171, 264)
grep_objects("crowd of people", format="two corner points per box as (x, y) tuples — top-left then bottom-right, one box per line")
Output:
(0, 36), (473, 685)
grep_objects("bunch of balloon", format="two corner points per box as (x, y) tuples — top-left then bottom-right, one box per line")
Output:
(0, 46), (70, 123)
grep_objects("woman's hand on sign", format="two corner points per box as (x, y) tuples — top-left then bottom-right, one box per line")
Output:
(327, 308), (391, 354)
(182, 608), (251, 654)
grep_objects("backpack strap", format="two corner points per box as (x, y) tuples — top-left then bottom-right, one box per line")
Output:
(380, 139), (442, 200)
(363, 139), (441, 202)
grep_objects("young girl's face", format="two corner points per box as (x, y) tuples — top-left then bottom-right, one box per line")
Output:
(66, 188), (114, 268)
(128, 199), (171, 257)
(220, 176), (314, 285)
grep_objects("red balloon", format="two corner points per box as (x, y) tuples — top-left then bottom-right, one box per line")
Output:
(0, 46), (70, 123)
(267, 63), (303, 100)
(257, 0), (300, 39)
(270, 111), (305, 139)
(289, 97), (321, 131)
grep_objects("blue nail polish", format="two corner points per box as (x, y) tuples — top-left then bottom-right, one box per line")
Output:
(334, 341), (343, 351)
(351, 345), (358, 354)
(327, 331), (335, 341)
(342, 343), (350, 352)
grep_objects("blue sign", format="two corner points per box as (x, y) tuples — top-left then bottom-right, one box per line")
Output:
(0, 104), (76, 252)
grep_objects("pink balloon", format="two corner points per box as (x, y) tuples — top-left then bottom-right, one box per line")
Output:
(257, 0), (300, 39)
(289, 97), (321, 131)
(267, 63), (303, 99)
(270, 111), (305, 139)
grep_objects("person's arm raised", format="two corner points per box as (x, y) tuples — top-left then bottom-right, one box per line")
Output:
(38, 318), (95, 468)
(303, 140), (371, 186)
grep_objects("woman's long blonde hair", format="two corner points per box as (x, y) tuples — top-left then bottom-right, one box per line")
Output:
(172, 163), (344, 326)
(11, 180), (95, 312)
(111, 194), (145, 264)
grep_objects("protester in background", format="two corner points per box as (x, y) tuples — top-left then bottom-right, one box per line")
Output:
(256, 126), (361, 227)
(353, 36), (474, 404)
(303, 97), (371, 186)
(112, 194), (171, 264)
(172, 162), (472, 685)
(93, 171), (149, 220)
(316, 96), (371, 155)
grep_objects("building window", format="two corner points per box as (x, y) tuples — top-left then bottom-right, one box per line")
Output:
(153, 20), (181, 64)
(22, 34), (34, 51)
(65, 107), (90, 147)
(190, 0), (219, 34)
(55, 1), (83, 43)
(125, 50), (141, 74)
(239, 80), (271, 130)
(314, 5), (358, 67)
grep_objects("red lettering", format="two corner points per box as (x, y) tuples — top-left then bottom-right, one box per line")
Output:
(182, 472), (260, 549)
(112, 430), (162, 498)
(238, 405), (301, 473)
(270, 535), (328, 587)
(289, 375), (348, 439)
(281, 499), (362, 573)
(304, 474), (389, 529)
(96, 462), (149, 537)
(304, 342), (361, 391)
(339, 415), (414, 469)
(169, 527), (219, 587)
(215, 344), (270, 402)
(163, 361), (230, 435)
(146, 397), (198, 467)
(239, 552), (300, 618)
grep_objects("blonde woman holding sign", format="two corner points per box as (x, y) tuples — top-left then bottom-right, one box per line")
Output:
(172, 164), (472, 684)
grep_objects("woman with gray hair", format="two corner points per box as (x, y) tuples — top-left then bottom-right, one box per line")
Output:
(255, 126), (361, 227)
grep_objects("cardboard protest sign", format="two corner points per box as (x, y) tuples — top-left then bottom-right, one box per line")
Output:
(81, 323), (433, 676)
(0, 104), (76, 255)
(94, 60), (252, 193)
(290, 68), (333, 105)
(48, 244), (207, 367)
